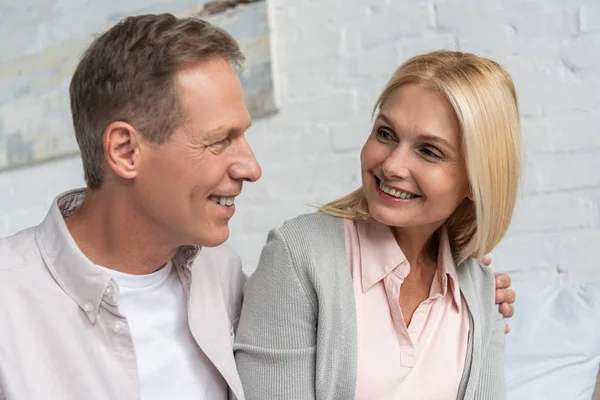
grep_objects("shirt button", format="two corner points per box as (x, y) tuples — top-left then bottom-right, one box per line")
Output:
(83, 303), (93, 312)
(112, 323), (122, 333)
(105, 286), (112, 295)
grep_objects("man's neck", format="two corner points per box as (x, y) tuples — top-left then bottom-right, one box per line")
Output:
(64, 188), (180, 275)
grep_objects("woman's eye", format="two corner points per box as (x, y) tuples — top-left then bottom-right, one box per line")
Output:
(376, 129), (393, 141)
(421, 147), (443, 159)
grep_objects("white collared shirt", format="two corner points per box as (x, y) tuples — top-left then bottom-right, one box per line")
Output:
(0, 189), (247, 400)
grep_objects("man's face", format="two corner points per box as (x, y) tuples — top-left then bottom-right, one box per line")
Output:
(134, 57), (262, 247)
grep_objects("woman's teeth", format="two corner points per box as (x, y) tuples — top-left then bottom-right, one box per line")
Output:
(379, 181), (417, 199)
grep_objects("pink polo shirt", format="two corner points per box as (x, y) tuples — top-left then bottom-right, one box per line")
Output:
(344, 219), (469, 399)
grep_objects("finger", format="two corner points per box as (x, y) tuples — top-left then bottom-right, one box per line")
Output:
(500, 302), (514, 318)
(503, 289), (516, 304)
(505, 324), (511, 334)
(495, 273), (511, 289)
(496, 288), (516, 305)
(496, 290), (505, 304)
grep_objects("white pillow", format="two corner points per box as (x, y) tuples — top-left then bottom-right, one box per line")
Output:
(505, 283), (600, 399)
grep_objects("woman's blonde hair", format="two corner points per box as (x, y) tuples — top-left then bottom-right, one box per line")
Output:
(320, 50), (521, 263)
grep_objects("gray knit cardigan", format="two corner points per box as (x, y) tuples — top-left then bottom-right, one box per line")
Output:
(234, 213), (506, 400)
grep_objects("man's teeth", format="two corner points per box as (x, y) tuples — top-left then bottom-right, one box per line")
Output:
(379, 181), (417, 199)
(209, 196), (235, 207)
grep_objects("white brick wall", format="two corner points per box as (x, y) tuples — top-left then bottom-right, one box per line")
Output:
(1, 0), (599, 283)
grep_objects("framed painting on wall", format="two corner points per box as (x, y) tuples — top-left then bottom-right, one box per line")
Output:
(0, 0), (276, 171)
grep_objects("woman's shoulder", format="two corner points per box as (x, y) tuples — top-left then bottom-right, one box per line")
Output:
(266, 212), (348, 278)
(274, 212), (346, 247)
(457, 258), (500, 331)
(279, 212), (343, 232)
(457, 257), (496, 291)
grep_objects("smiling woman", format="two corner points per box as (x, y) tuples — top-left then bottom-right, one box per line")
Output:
(234, 50), (521, 400)
(320, 51), (521, 264)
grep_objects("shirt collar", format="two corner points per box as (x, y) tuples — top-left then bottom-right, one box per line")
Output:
(357, 220), (407, 293)
(356, 220), (462, 311)
(36, 188), (201, 323)
(434, 226), (462, 311)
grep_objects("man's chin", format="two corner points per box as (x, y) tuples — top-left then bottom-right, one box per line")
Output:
(194, 226), (230, 248)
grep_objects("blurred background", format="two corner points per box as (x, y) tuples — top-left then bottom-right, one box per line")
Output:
(0, 0), (598, 398)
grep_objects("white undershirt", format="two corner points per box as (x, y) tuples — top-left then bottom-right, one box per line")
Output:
(97, 262), (228, 400)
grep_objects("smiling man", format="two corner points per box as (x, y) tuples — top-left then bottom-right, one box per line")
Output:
(0, 14), (259, 400)
(0, 13), (514, 400)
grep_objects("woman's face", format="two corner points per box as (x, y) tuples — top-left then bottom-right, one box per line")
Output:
(360, 83), (470, 232)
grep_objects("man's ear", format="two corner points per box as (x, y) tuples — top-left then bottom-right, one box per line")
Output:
(103, 121), (141, 181)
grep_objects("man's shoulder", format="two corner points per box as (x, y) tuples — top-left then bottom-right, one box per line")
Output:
(0, 227), (47, 306)
(0, 226), (41, 272)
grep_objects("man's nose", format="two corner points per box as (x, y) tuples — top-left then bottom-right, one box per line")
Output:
(230, 138), (262, 183)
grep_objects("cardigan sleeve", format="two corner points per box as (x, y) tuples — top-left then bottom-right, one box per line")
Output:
(233, 227), (318, 400)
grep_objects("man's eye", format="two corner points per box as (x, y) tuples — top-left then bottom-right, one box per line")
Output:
(213, 138), (231, 148)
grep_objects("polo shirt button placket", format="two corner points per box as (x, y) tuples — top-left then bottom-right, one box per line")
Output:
(400, 347), (416, 368)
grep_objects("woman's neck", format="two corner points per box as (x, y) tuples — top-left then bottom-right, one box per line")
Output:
(391, 224), (442, 270)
